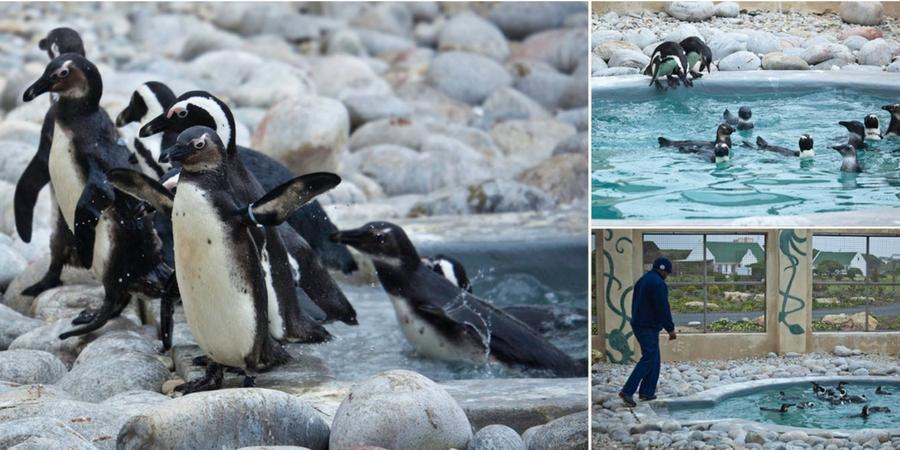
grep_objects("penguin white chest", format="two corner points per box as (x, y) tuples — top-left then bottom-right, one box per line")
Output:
(47, 124), (85, 230)
(389, 295), (488, 363)
(173, 183), (257, 368)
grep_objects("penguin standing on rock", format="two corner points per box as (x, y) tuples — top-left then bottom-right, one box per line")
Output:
(880, 104), (900, 137)
(644, 42), (692, 89)
(109, 126), (341, 393)
(680, 36), (713, 79)
(331, 222), (586, 377)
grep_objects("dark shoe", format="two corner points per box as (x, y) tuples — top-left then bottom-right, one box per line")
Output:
(639, 394), (658, 401)
(619, 391), (637, 407)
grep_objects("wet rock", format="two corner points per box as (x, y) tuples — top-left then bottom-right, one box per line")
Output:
(607, 49), (650, 69)
(0, 418), (97, 450)
(117, 388), (329, 450)
(0, 350), (67, 384)
(840, 1), (883, 26)
(665, 2), (716, 22)
(0, 303), (41, 350)
(412, 178), (554, 216)
(761, 53), (810, 70)
(801, 43), (854, 65)
(330, 370), (471, 450)
(516, 153), (587, 204)
(487, 2), (583, 39)
(715, 2), (741, 18)
(232, 61), (315, 109)
(428, 51), (512, 105)
(470, 425), (525, 450)
(708, 33), (748, 60)
(858, 38), (893, 66)
(310, 55), (391, 100)
(344, 95), (413, 129)
(718, 51), (761, 71)
(252, 95), (349, 175)
(490, 119), (577, 166)
(438, 12), (509, 61)
(0, 241), (26, 290)
(522, 411), (588, 450)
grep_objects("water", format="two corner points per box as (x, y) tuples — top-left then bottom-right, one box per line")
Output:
(302, 242), (589, 382)
(667, 383), (900, 430)
(592, 88), (900, 220)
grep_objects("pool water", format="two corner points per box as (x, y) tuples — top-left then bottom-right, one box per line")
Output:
(668, 383), (900, 430)
(592, 88), (900, 220)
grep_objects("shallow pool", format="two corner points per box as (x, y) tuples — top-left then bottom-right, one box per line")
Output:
(592, 88), (900, 220)
(667, 382), (900, 430)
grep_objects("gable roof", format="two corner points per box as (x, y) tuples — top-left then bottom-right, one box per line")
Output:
(813, 250), (859, 267)
(705, 242), (765, 265)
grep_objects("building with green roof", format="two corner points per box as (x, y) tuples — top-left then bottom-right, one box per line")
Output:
(683, 241), (765, 275)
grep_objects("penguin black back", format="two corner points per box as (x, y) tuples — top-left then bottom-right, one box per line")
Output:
(39, 27), (85, 59)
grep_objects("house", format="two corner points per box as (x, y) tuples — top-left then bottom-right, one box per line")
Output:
(683, 241), (765, 275)
(812, 250), (867, 276)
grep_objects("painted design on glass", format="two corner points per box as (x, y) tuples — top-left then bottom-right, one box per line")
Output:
(778, 229), (807, 335)
(604, 230), (635, 363)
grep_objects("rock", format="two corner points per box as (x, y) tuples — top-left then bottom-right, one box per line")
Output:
(840, 1), (883, 25)
(355, 30), (416, 56)
(594, 40), (642, 61)
(852, 367), (869, 376)
(718, 51), (761, 71)
(761, 53), (810, 70)
(231, 61), (315, 109)
(552, 132), (587, 155)
(326, 29), (368, 57)
(480, 87), (550, 124)
(887, 59), (900, 72)
(330, 370), (471, 450)
(607, 49), (650, 69)
(491, 119), (577, 166)
(428, 51), (513, 105)
(0, 350), (67, 384)
(30, 285), (105, 322)
(187, 50), (263, 94)
(348, 117), (429, 151)
(858, 38), (893, 66)
(487, 2), (583, 39)
(623, 29), (658, 50)
(746, 31), (782, 55)
(841, 27), (883, 41)
(663, 24), (702, 44)
(556, 108), (588, 132)
(843, 35), (870, 51)
(57, 331), (169, 403)
(665, 2), (716, 22)
(522, 411), (587, 450)
(350, 3), (413, 36)
(252, 95), (349, 175)
(0, 418), (97, 450)
(117, 388), (329, 450)
(0, 120), (40, 147)
(8, 317), (137, 367)
(438, 12), (509, 61)
(511, 61), (575, 110)
(708, 33), (748, 60)
(714, 2), (741, 18)
(310, 55), (391, 100)
(513, 29), (587, 74)
(411, 179), (555, 216)
(592, 30), (624, 46)
(180, 28), (244, 61)
(343, 95), (413, 129)
(0, 303), (41, 350)
(0, 139), (34, 185)
(801, 43), (854, 65)
(471, 425), (525, 450)
(516, 154), (587, 204)
(2, 255), (97, 316)
(0, 241), (26, 289)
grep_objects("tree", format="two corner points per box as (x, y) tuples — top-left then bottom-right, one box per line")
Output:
(815, 260), (843, 279)
(846, 267), (863, 280)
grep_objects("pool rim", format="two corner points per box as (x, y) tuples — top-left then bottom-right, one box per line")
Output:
(652, 375), (900, 437)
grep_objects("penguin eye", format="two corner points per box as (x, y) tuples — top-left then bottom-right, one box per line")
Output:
(177, 110), (188, 118)
(57, 68), (69, 78)
(193, 139), (205, 150)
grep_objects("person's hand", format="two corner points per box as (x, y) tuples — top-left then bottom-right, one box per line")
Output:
(668, 331), (677, 341)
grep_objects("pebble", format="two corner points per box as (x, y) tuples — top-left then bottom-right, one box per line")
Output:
(438, 12), (509, 61)
(857, 38), (894, 66)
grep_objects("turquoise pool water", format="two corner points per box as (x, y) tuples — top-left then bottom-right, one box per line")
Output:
(592, 88), (900, 220)
(668, 383), (900, 430)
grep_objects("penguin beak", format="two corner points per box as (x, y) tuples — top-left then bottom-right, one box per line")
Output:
(139, 114), (168, 138)
(162, 144), (192, 163)
(330, 228), (367, 246)
(116, 105), (134, 128)
(22, 76), (51, 102)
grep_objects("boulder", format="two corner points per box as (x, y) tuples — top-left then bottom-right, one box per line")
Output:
(607, 50), (650, 69)
(623, 29), (658, 50)
(343, 95), (413, 129)
(522, 411), (588, 450)
(470, 425), (525, 450)
(843, 35), (870, 51)
(0, 302), (41, 350)
(800, 43), (854, 65)
(665, 2), (716, 22)
(0, 139), (34, 185)
(512, 28), (587, 74)
(511, 62), (576, 110)
(663, 24), (703, 44)
(0, 418), (97, 450)
(761, 53), (810, 70)
(179, 28), (245, 61)
(0, 241), (26, 290)
(252, 95), (349, 174)
(348, 117), (428, 152)
(714, 2), (741, 18)
(745, 31), (782, 55)
(591, 67), (640, 77)
(481, 87), (550, 124)
(30, 285), (105, 322)
(187, 50), (263, 94)
(515, 153), (587, 204)
(718, 51), (761, 71)
(310, 55), (391, 100)
(0, 350), (67, 384)
(438, 12), (509, 61)
(841, 27), (883, 41)
(411, 179), (555, 216)
(708, 33), (748, 60)
(490, 119), (577, 166)
(9, 317), (141, 368)
(355, 30), (416, 56)
(428, 51), (513, 105)
(487, 2), (583, 39)
(552, 132), (588, 155)
(231, 61), (315, 109)
(592, 30), (624, 46)
(593, 40), (642, 61)
(858, 38), (893, 66)
(840, 1), (883, 25)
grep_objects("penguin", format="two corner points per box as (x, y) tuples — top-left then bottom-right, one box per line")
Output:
(838, 120), (868, 150)
(14, 28), (87, 297)
(723, 106), (753, 130)
(137, 91), (358, 326)
(832, 144), (862, 173)
(109, 126), (341, 393)
(759, 403), (793, 413)
(796, 402), (816, 409)
(713, 142), (730, 163)
(680, 36), (713, 79)
(330, 222), (585, 377)
(849, 405), (871, 418)
(659, 124), (734, 161)
(881, 104), (900, 137)
(643, 41), (691, 89)
(753, 135), (814, 158)
(875, 386), (893, 395)
(869, 406), (891, 413)
(116, 81), (177, 178)
(864, 114), (882, 140)
(811, 381), (825, 395)
(21, 53), (172, 339)
(845, 393), (868, 404)
(422, 254), (472, 293)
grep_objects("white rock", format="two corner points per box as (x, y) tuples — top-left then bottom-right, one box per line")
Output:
(843, 35), (870, 51)
(428, 51), (513, 105)
(663, 24), (703, 44)
(718, 51), (760, 71)
(665, 2), (716, 22)
(714, 2), (741, 18)
(608, 50), (650, 69)
(840, 1), (883, 25)
(708, 33), (748, 60)
(231, 61), (315, 109)
(858, 38), (893, 66)
(761, 53), (810, 70)
(438, 12), (509, 61)
(801, 43), (854, 65)
(623, 29), (658, 49)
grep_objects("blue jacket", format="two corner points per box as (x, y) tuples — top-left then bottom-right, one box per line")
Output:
(630, 270), (675, 332)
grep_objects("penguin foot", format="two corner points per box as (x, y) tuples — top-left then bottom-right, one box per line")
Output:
(690, 70), (704, 79)
(192, 355), (209, 366)
(175, 363), (223, 394)
(22, 277), (62, 297)
(71, 309), (97, 325)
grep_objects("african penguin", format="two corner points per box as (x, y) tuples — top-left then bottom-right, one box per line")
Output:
(679, 36), (713, 79)
(422, 254), (472, 292)
(838, 120), (868, 150)
(643, 41), (691, 89)
(116, 81), (177, 178)
(832, 144), (862, 173)
(109, 126), (341, 393)
(876, 386), (893, 395)
(881, 104), (900, 137)
(659, 124), (734, 162)
(137, 91), (358, 328)
(714, 142), (730, 163)
(22, 53), (172, 340)
(723, 106), (753, 130)
(864, 113), (882, 140)
(331, 222), (585, 377)
(39, 27), (85, 60)
(753, 135), (814, 158)
(759, 403), (792, 413)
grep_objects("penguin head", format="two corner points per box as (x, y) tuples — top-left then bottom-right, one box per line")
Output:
(714, 142), (730, 160)
(881, 103), (900, 116)
(140, 91), (236, 152)
(864, 114), (879, 129)
(330, 222), (420, 270)
(161, 126), (226, 171)
(839, 120), (866, 138)
(716, 123), (735, 139)
(862, 405), (869, 416)
(798, 134), (814, 151)
(117, 81), (176, 128)
(832, 143), (857, 157)
(38, 27), (85, 59)
(23, 54), (101, 104)
(738, 106), (752, 121)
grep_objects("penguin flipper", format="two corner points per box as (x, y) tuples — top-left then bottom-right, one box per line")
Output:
(73, 176), (115, 268)
(107, 169), (174, 217)
(14, 111), (55, 242)
(246, 173), (341, 226)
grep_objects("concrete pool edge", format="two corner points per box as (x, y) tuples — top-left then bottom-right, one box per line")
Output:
(652, 376), (900, 437)
(590, 206), (900, 228)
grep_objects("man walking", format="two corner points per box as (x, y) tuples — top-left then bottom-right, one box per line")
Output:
(619, 257), (676, 407)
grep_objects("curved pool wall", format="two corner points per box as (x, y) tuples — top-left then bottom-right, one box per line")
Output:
(654, 376), (900, 436)
(591, 71), (900, 227)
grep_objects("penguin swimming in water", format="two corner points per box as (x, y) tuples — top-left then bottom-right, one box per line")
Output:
(864, 114), (882, 140)
(643, 41), (691, 89)
(760, 403), (793, 413)
(845, 393), (868, 404)
(838, 120), (868, 150)
(849, 405), (874, 418)
(752, 135), (815, 158)
(680, 36), (713, 80)
(21, 54), (173, 340)
(331, 222), (585, 377)
(723, 106), (753, 130)
(832, 144), (862, 173)
(14, 28), (88, 298)
(422, 254), (472, 293)
(869, 406), (891, 413)
(881, 104), (900, 137)
(876, 386), (893, 395)
(138, 91), (357, 326)
(660, 124), (734, 161)
(811, 381), (826, 395)
(796, 402), (816, 409)
(109, 126), (341, 393)
(713, 142), (730, 163)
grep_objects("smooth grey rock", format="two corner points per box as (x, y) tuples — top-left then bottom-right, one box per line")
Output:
(350, 3), (413, 36)
(232, 61), (315, 109)
(708, 33), (748, 60)
(438, 12), (509, 61)
(663, 24), (702, 44)
(761, 53), (810, 70)
(665, 2), (716, 21)
(480, 87), (550, 125)
(428, 51), (513, 105)
(471, 424), (526, 450)
(9, 317), (140, 367)
(840, 1), (883, 25)
(516, 153), (588, 204)
(330, 370), (471, 450)
(522, 411), (588, 450)
(30, 285), (105, 322)
(0, 241), (26, 290)
(412, 177), (554, 215)
(179, 28), (244, 61)
(858, 38), (893, 66)
(344, 95), (413, 128)
(326, 29), (368, 57)
(0, 418), (97, 450)
(594, 40), (642, 61)
(718, 51), (761, 71)
(515, 28), (587, 74)
(491, 119), (576, 165)
(0, 350), (67, 384)
(801, 43), (853, 65)
(2, 254), (97, 316)
(833, 345), (853, 356)
(0, 302), (41, 350)
(511, 61), (573, 109)
(715, 2), (741, 18)
(487, 2), (584, 39)
(623, 29), (658, 50)
(592, 30), (624, 47)
(552, 132), (587, 156)
(814, 58), (853, 70)
(348, 117), (429, 151)
(843, 35), (870, 51)
(0, 139), (33, 186)
(187, 50), (263, 94)
(556, 108), (588, 132)
(310, 55), (391, 100)
(608, 49), (650, 69)
(746, 31), (782, 55)
(356, 29), (416, 56)
(117, 388), (329, 450)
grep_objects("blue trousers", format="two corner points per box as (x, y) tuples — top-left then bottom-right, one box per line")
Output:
(621, 327), (661, 397)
